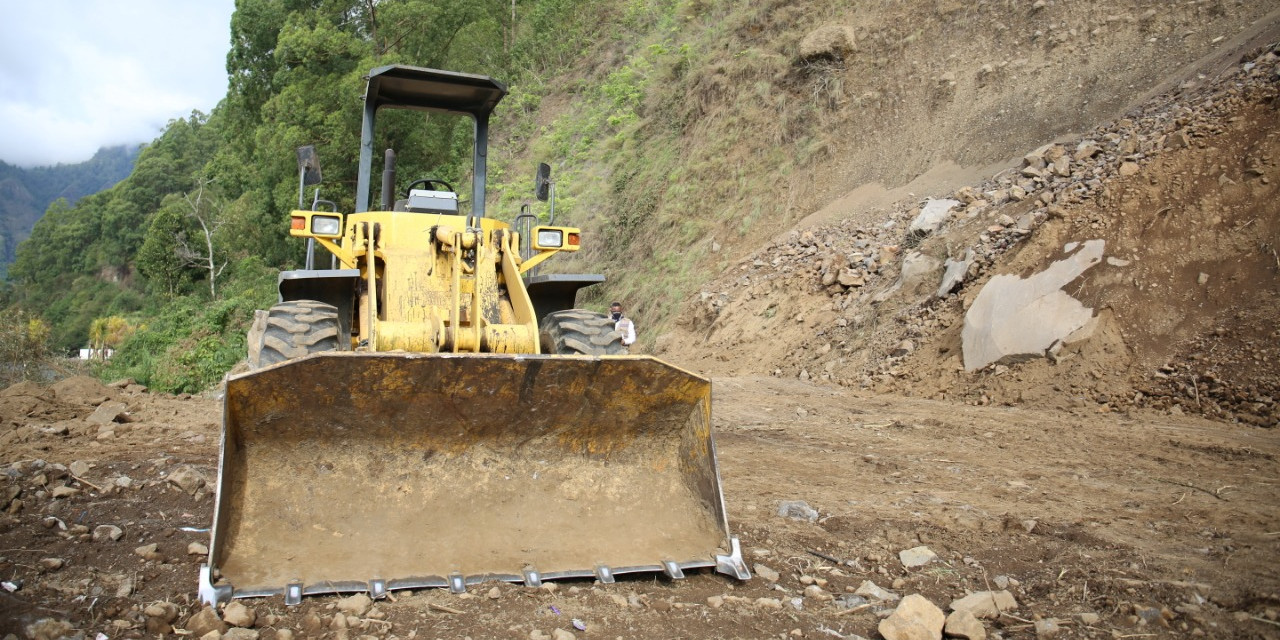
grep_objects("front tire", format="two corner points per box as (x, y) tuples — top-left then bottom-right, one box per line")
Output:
(249, 300), (346, 368)
(539, 309), (627, 355)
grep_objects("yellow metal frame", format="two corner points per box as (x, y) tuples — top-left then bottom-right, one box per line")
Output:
(289, 210), (580, 355)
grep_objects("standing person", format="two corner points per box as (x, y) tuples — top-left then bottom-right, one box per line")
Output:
(610, 302), (635, 348)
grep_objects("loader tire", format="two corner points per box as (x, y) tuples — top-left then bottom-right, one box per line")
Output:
(539, 309), (628, 356)
(250, 300), (346, 368)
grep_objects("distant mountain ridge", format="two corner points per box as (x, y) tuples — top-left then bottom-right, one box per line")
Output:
(0, 145), (140, 270)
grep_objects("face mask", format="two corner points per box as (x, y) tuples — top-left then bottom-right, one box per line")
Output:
(611, 312), (622, 321)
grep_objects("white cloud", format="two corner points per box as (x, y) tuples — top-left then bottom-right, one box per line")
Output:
(0, 1), (236, 167)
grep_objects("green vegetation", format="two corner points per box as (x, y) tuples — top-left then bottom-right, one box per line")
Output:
(3, 0), (847, 390)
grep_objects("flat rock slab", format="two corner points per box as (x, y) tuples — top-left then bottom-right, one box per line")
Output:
(962, 239), (1104, 371)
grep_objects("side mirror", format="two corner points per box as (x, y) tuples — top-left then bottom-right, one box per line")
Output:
(534, 163), (551, 202)
(297, 145), (323, 186)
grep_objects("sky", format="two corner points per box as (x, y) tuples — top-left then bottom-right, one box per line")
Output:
(0, 1), (237, 167)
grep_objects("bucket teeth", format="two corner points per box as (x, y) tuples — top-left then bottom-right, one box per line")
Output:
(522, 568), (542, 587)
(594, 565), (615, 584)
(662, 560), (685, 580)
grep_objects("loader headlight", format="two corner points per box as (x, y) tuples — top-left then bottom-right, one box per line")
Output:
(311, 215), (342, 236)
(531, 225), (582, 252)
(536, 229), (564, 248)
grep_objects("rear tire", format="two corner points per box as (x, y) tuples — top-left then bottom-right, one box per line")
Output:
(250, 300), (346, 368)
(539, 309), (627, 355)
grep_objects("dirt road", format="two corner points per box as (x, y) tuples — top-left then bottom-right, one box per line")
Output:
(2, 375), (1278, 639)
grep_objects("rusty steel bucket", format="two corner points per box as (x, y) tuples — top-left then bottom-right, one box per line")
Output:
(199, 352), (748, 604)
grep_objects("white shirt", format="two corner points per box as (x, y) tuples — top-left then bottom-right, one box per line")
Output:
(615, 316), (635, 346)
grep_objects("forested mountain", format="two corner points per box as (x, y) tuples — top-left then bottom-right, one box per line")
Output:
(0, 145), (139, 271)
(3, 0), (599, 391)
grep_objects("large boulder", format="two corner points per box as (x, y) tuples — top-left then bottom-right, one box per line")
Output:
(799, 25), (857, 61)
(962, 240), (1104, 371)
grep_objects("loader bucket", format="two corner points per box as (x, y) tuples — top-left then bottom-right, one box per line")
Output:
(200, 352), (748, 604)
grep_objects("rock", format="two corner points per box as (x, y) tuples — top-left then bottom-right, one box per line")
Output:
(910, 199), (961, 234)
(68, 461), (92, 477)
(167, 465), (207, 495)
(707, 595), (724, 608)
(37, 558), (63, 572)
(945, 609), (986, 640)
(804, 585), (833, 602)
(879, 594), (945, 640)
(93, 525), (124, 542)
(85, 402), (130, 425)
(1034, 618), (1061, 638)
(24, 619), (74, 640)
(898, 546), (937, 568)
(949, 591), (1019, 619)
(276, 630), (295, 640)
(488, 586), (502, 599)
(961, 240), (1104, 371)
(223, 601), (256, 628)
(1077, 612), (1100, 625)
(838, 269), (866, 287)
(755, 597), (784, 610)
(336, 593), (373, 616)
(551, 629), (576, 640)
(1118, 161), (1140, 176)
(145, 602), (180, 634)
(224, 628), (260, 640)
(890, 340), (915, 358)
(188, 542), (209, 555)
(754, 563), (781, 582)
(855, 580), (900, 602)
(50, 486), (79, 499)
(183, 607), (227, 637)
(134, 543), (162, 561)
(799, 25), (857, 61)
(115, 575), (134, 597)
(777, 500), (819, 522)
(937, 250), (975, 297)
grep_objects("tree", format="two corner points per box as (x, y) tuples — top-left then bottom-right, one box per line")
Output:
(176, 178), (229, 299)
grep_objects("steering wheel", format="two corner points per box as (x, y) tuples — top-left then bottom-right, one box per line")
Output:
(404, 178), (455, 196)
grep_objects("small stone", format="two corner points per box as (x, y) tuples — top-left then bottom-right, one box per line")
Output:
(804, 585), (833, 602)
(488, 586), (502, 600)
(276, 630), (295, 640)
(1119, 161), (1140, 177)
(37, 558), (64, 572)
(551, 629), (575, 640)
(183, 607), (227, 637)
(855, 580), (900, 602)
(86, 402), (130, 425)
(530, 631), (551, 640)
(608, 594), (628, 607)
(755, 597), (783, 610)
(134, 543), (162, 561)
(754, 564), (781, 583)
(223, 601), (256, 628)
(188, 542), (209, 555)
(945, 609), (987, 640)
(68, 461), (92, 477)
(93, 525), (124, 542)
(1034, 618), (1061, 638)
(1021, 519), (1037, 533)
(1077, 612), (1100, 625)
(898, 546), (937, 568)
(1197, 272), (1209, 285)
(223, 628), (260, 640)
(336, 594), (373, 616)
(50, 486), (79, 499)
(707, 596), (724, 609)
(167, 465), (207, 495)
(879, 594), (945, 640)
(777, 500), (819, 522)
(950, 591), (1019, 619)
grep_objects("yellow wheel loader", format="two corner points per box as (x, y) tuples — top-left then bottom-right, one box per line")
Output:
(199, 65), (749, 606)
